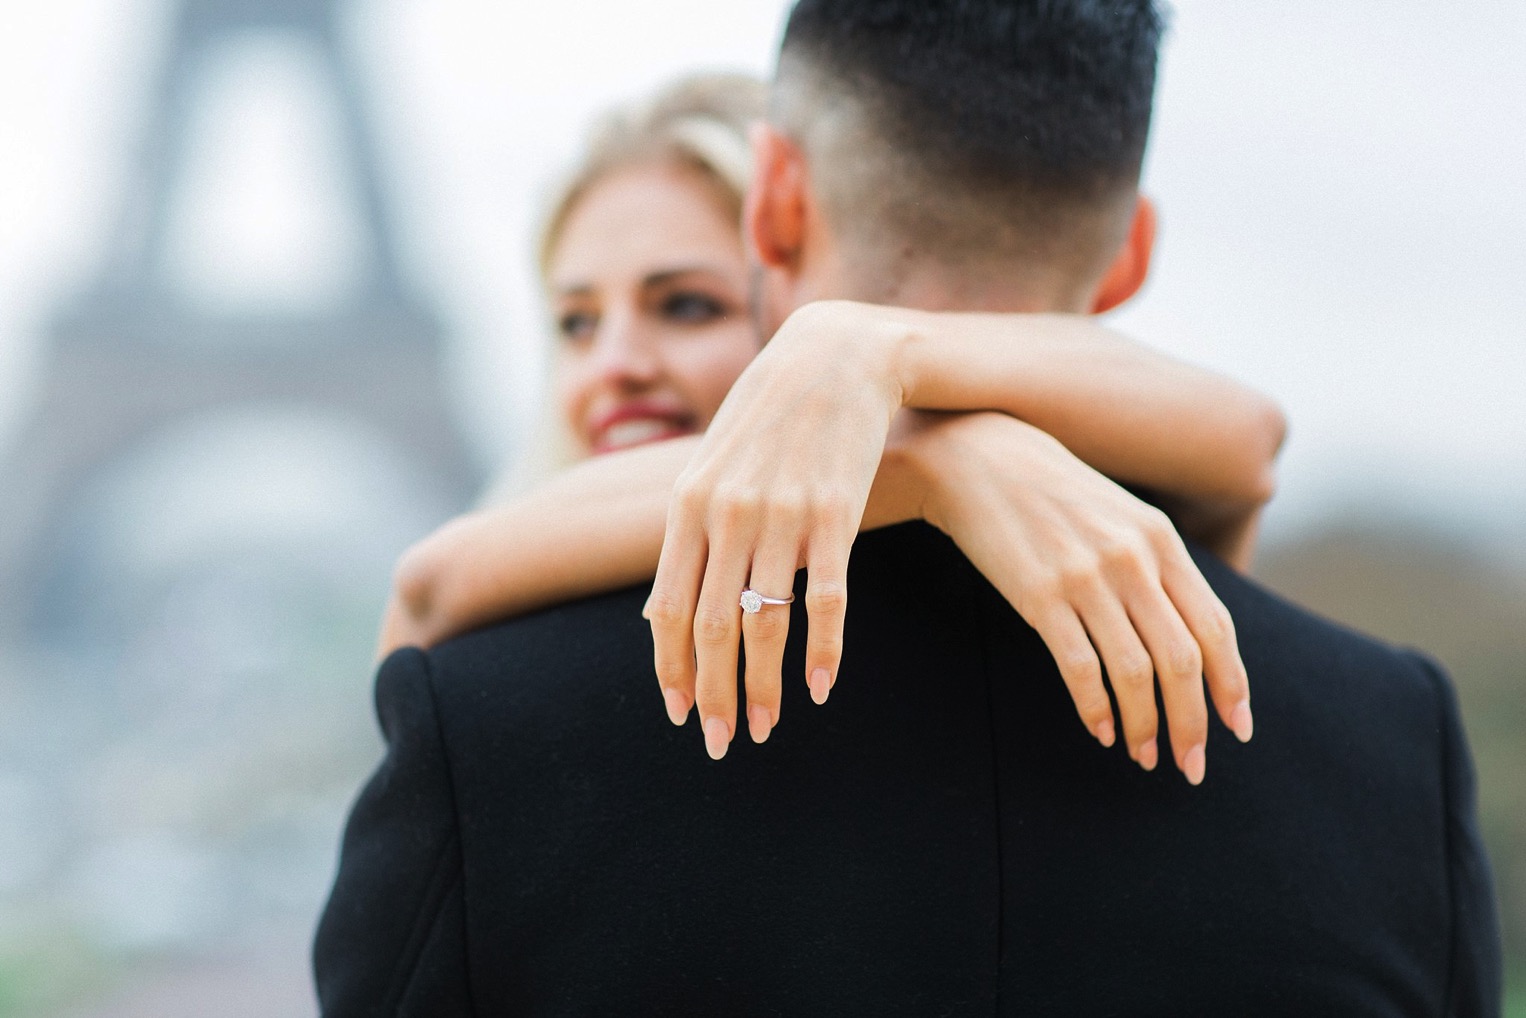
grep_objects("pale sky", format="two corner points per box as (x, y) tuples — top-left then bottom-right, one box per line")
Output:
(0, 0), (1522, 552)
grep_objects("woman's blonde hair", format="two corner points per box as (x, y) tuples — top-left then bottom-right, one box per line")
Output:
(537, 72), (769, 277)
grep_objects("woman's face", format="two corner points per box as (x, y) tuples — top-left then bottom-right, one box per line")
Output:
(548, 162), (759, 458)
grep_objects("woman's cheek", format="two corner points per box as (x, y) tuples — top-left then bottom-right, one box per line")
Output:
(553, 360), (593, 444)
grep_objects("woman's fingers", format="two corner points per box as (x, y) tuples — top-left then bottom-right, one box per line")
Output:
(1162, 552), (1253, 743)
(651, 476), (859, 758)
(802, 527), (852, 705)
(1024, 598), (1116, 747)
(644, 506), (706, 728)
(1123, 580), (1209, 786)
(1074, 575), (1160, 772)
(740, 544), (798, 744)
(691, 536), (751, 760)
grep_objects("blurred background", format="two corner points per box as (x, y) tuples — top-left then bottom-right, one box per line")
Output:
(0, 0), (1520, 1013)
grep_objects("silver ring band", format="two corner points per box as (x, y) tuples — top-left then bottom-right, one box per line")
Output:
(740, 588), (795, 614)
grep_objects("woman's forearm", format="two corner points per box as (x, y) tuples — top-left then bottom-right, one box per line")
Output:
(878, 305), (1287, 505)
(767, 300), (1284, 558)
(768, 300), (1282, 567)
(382, 437), (699, 654)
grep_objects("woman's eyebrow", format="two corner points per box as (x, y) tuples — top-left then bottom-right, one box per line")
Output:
(552, 265), (732, 299)
(641, 265), (732, 289)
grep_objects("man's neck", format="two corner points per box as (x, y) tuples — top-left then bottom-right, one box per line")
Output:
(798, 233), (1095, 316)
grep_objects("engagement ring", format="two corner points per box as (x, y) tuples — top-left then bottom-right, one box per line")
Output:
(740, 588), (795, 614)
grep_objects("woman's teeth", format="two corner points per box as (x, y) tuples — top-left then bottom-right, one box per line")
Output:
(602, 418), (678, 449)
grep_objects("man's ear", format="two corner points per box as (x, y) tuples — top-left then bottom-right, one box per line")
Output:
(1090, 195), (1157, 314)
(745, 122), (808, 270)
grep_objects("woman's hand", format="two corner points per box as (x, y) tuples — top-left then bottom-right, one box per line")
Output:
(644, 302), (905, 759)
(903, 411), (1254, 783)
(645, 298), (1257, 775)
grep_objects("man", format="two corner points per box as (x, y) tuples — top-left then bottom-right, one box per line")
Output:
(315, 1), (1501, 1014)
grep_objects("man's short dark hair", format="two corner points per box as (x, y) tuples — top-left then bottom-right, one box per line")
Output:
(773, 0), (1165, 272)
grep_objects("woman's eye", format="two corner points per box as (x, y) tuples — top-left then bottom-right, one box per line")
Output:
(558, 311), (597, 342)
(662, 292), (727, 323)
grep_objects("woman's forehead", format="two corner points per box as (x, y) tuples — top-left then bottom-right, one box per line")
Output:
(547, 163), (745, 290)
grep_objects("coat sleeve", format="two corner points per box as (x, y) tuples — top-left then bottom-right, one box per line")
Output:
(1412, 652), (1504, 1018)
(313, 647), (474, 1017)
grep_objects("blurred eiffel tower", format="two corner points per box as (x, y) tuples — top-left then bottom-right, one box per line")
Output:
(0, 0), (480, 641)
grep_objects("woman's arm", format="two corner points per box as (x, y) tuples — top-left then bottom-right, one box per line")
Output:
(780, 300), (1287, 570)
(378, 427), (926, 659)
(384, 299), (1283, 657)
(379, 437), (695, 657)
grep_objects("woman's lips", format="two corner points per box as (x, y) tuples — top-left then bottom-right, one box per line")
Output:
(588, 402), (696, 453)
(594, 416), (692, 453)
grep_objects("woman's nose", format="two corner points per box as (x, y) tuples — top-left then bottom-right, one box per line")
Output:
(590, 310), (661, 387)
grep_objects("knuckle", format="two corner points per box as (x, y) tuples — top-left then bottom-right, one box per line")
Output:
(743, 661), (782, 693)
(672, 477), (708, 517)
(644, 590), (689, 630)
(766, 491), (808, 526)
(1110, 651), (1155, 689)
(654, 659), (690, 687)
(1138, 504), (1173, 535)
(805, 580), (848, 617)
(712, 484), (762, 524)
(1095, 524), (1155, 574)
(812, 488), (852, 522)
(1173, 710), (1208, 736)
(1074, 689), (1113, 722)
(1018, 574), (1064, 615)
(1199, 601), (1236, 644)
(1056, 648), (1101, 683)
(1099, 532), (1146, 568)
(1160, 639), (1204, 680)
(1144, 509), (1183, 550)
(810, 636), (843, 663)
(652, 641), (692, 676)
(693, 604), (737, 645)
(743, 607), (789, 642)
(1059, 555), (1102, 595)
(811, 625), (848, 656)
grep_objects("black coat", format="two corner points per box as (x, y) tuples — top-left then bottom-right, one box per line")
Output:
(314, 523), (1501, 1016)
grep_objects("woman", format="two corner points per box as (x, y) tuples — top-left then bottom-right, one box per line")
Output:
(381, 73), (1284, 781)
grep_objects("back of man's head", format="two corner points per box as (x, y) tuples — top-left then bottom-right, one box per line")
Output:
(765, 0), (1164, 309)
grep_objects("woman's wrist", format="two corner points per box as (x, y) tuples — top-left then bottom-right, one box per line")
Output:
(775, 299), (913, 417)
(861, 410), (939, 530)
(902, 412), (1070, 536)
(887, 410), (965, 534)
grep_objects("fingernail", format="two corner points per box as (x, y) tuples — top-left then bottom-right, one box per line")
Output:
(747, 705), (772, 744)
(1230, 699), (1254, 743)
(1138, 738), (1158, 772)
(809, 668), (831, 705)
(1093, 718), (1116, 748)
(703, 717), (730, 760)
(1183, 743), (1206, 786)
(662, 688), (690, 726)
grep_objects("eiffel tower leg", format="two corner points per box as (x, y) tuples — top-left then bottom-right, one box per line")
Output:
(321, 27), (407, 304)
(101, 1), (210, 296)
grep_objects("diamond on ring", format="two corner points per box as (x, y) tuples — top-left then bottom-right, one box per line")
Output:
(740, 588), (794, 614)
